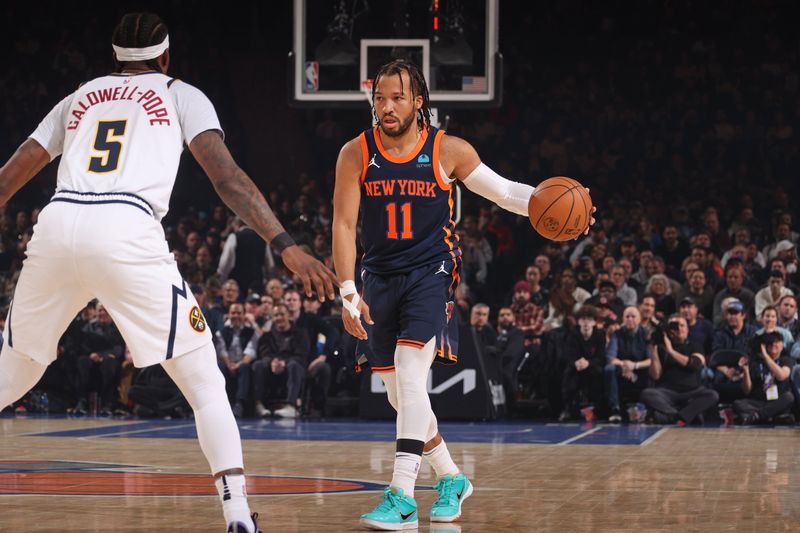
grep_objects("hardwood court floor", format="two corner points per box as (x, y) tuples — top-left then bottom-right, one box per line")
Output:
(1, 416), (799, 532)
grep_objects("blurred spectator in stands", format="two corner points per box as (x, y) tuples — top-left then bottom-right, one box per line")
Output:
(574, 256), (596, 293)
(609, 264), (637, 306)
(635, 217), (662, 254)
(221, 278), (241, 310)
(509, 281), (544, 345)
(192, 283), (224, 336)
(534, 254), (554, 290)
(253, 303), (310, 418)
(642, 315), (717, 425)
(754, 306), (793, 351)
(495, 307), (526, 414)
(688, 245), (722, 289)
(656, 224), (689, 271)
(217, 217), (267, 295)
(713, 262), (755, 324)
(75, 303), (125, 416)
(214, 302), (258, 418)
(265, 277), (285, 303)
(244, 293), (272, 336)
(604, 306), (651, 422)
(189, 245), (216, 282)
(638, 294), (661, 336)
(773, 241), (799, 280)
(630, 249), (653, 288)
(542, 241), (570, 274)
(544, 269), (589, 330)
(702, 208), (731, 254)
(776, 295), (798, 336)
(755, 270), (793, 319)
(458, 214), (493, 291)
(710, 298), (757, 402)
(617, 237), (638, 266)
(672, 205), (693, 240)
(284, 289), (337, 414)
(679, 297), (714, 355)
(570, 227), (607, 265)
(454, 282), (473, 324)
(644, 274), (675, 318)
(722, 228), (766, 268)
(586, 280), (624, 321)
(675, 268), (714, 320)
(559, 305), (605, 421)
(768, 258), (800, 293)
(311, 231), (330, 262)
(763, 224), (794, 261)
(471, 303), (497, 350)
(523, 264), (549, 308)
(734, 332), (794, 425)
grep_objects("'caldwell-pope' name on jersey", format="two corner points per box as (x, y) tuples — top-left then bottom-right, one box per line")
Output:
(29, 72), (222, 221)
(359, 125), (461, 275)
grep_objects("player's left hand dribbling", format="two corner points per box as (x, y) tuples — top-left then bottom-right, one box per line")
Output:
(280, 246), (340, 302)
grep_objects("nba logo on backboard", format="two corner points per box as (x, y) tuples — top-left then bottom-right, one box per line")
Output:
(304, 61), (319, 92)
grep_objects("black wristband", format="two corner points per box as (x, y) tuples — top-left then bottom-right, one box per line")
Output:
(271, 231), (296, 254)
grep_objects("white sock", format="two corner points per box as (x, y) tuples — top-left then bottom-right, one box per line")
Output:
(215, 474), (254, 532)
(423, 440), (459, 478)
(390, 452), (421, 497)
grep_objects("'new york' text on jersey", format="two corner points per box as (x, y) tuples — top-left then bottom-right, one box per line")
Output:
(358, 125), (461, 275)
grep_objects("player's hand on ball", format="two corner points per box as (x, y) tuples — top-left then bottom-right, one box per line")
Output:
(280, 246), (340, 302)
(342, 295), (373, 340)
(582, 200), (598, 238)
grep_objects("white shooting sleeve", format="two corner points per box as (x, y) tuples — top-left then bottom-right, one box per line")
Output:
(460, 162), (534, 216)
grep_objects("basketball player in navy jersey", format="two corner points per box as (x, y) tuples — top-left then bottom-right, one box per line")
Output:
(333, 59), (596, 530)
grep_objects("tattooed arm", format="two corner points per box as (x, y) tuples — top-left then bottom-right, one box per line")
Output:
(189, 130), (338, 300)
(0, 139), (51, 206)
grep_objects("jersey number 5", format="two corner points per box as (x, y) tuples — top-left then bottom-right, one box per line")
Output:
(385, 202), (413, 240)
(89, 120), (127, 173)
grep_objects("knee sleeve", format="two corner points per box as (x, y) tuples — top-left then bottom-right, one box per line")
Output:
(0, 345), (48, 410)
(162, 343), (243, 474)
(394, 337), (437, 442)
(382, 362), (440, 442)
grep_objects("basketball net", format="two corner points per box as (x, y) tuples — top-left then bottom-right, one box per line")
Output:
(362, 79), (440, 129)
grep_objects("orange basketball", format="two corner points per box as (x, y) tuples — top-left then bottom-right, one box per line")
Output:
(528, 176), (593, 241)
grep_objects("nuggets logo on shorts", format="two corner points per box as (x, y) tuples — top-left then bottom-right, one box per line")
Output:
(188, 306), (206, 333)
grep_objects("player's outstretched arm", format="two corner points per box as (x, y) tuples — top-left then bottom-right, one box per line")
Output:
(189, 130), (338, 301)
(0, 139), (51, 207)
(442, 134), (596, 233)
(332, 138), (372, 340)
(442, 135), (533, 217)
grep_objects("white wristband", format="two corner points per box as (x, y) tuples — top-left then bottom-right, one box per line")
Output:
(339, 280), (361, 319)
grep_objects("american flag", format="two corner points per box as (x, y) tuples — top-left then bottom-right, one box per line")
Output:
(462, 76), (487, 93)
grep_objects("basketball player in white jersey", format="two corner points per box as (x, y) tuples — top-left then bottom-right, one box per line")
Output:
(0, 12), (338, 533)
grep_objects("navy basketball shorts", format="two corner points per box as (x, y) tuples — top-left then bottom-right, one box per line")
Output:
(356, 259), (460, 373)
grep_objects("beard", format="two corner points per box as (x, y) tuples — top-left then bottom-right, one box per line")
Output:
(378, 112), (416, 138)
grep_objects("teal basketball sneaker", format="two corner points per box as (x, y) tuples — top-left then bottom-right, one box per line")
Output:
(360, 487), (419, 530)
(430, 473), (473, 522)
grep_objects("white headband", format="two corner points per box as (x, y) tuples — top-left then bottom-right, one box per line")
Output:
(112, 35), (169, 62)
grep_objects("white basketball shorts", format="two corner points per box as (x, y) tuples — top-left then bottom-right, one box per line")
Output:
(3, 194), (212, 367)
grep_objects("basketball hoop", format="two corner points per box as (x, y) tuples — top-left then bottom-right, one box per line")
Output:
(361, 79), (374, 107)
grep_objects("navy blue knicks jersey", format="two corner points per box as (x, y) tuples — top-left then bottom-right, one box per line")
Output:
(358, 125), (461, 275)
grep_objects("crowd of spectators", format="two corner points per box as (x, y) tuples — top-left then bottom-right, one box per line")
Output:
(2, 2), (800, 425)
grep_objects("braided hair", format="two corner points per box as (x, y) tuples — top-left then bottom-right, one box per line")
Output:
(371, 59), (432, 131)
(111, 12), (169, 73)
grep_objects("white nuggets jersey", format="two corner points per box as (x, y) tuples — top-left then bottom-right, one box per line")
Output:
(30, 72), (221, 220)
(5, 72), (221, 367)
